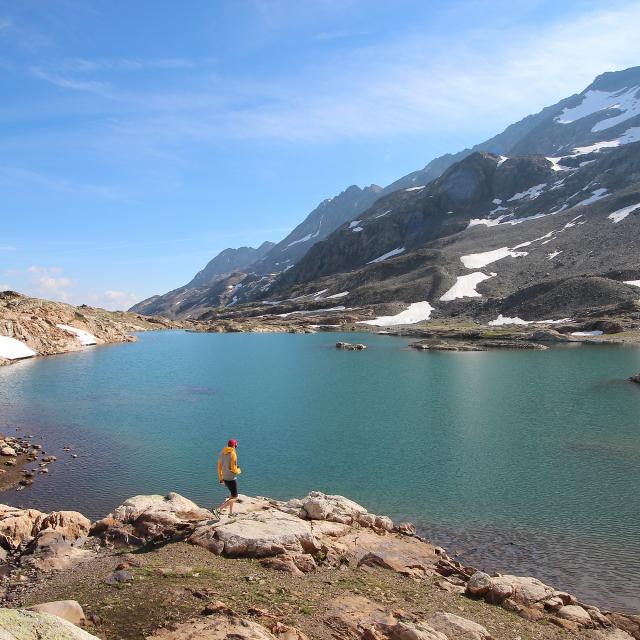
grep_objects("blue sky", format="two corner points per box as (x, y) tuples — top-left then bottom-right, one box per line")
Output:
(2, 0), (640, 309)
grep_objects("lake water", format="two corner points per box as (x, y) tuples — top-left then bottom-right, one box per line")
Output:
(1, 330), (639, 612)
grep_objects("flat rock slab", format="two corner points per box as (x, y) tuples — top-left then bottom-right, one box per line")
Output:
(190, 509), (319, 557)
(146, 614), (282, 639)
(110, 492), (212, 524)
(347, 529), (439, 577)
(0, 608), (99, 640)
(324, 594), (397, 638)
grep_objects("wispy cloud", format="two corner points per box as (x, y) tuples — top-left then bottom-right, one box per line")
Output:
(56, 57), (205, 73)
(0, 165), (120, 199)
(27, 2), (639, 149)
(30, 66), (110, 93)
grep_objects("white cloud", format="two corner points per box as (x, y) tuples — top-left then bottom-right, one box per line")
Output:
(102, 289), (140, 310)
(27, 265), (72, 301)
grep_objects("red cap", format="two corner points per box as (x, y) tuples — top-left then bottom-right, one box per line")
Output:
(228, 439), (238, 447)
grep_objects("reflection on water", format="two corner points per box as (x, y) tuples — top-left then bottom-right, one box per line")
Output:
(1, 330), (639, 612)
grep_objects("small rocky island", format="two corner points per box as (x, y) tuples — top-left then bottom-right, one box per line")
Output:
(0, 491), (638, 639)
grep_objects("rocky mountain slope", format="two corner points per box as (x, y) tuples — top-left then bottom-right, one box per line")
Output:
(0, 291), (183, 366)
(132, 66), (640, 323)
(130, 242), (274, 317)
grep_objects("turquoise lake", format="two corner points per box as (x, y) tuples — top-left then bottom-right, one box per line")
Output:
(1, 330), (639, 612)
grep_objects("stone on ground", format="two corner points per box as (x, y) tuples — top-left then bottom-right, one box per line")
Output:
(27, 600), (85, 626)
(0, 608), (98, 639)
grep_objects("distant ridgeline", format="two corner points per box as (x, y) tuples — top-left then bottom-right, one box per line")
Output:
(130, 66), (640, 325)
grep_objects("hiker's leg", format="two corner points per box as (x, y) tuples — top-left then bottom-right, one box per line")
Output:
(228, 496), (238, 515)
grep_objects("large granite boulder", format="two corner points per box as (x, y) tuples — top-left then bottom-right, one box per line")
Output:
(0, 608), (98, 639)
(0, 505), (45, 549)
(40, 511), (91, 540)
(27, 600), (85, 626)
(110, 492), (211, 524)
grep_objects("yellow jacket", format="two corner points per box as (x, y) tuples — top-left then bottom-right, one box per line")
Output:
(218, 446), (241, 482)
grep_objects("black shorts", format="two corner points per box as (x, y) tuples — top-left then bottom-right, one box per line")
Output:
(224, 479), (238, 498)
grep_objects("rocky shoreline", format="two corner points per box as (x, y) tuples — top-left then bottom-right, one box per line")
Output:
(0, 291), (191, 367)
(0, 491), (638, 639)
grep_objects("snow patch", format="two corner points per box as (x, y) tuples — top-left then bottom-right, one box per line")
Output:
(0, 336), (37, 360)
(56, 324), (98, 346)
(460, 247), (528, 269)
(508, 183), (546, 202)
(575, 188), (609, 207)
(548, 250), (562, 260)
(571, 330), (604, 337)
(375, 209), (392, 219)
(360, 301), (434, 326)
(326, 291), (349, 299)
(624, 280), (640, 287)
(351, 226), (363, 233)
(546, 157), (572, 172)
(367, 247), (405, 263)
(467, 216), (508, 228)
(572, 126), (640, 155)
(608, 202), (640, 223)
(488, 315), (530, 326)
(440, 272), (496, 302)
(405, 186), (425, 192)
(348, 220), (362, 229)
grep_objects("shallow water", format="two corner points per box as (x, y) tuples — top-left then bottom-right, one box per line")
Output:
(1, 330), (639, 611)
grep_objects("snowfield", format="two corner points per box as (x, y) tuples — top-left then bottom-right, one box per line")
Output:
(571, 330), (604, 337)
(555, 86), (640, 132)
(0, 336), (37, 360)
(624, 280), (640, 287)
(360, 301), (434, 326)
(367, 247), (405, 263)
(326, 291), (349, 299)
(56, 324), (98, 346)
(460, 247), (528, 269)
(440, 272), (495, 301)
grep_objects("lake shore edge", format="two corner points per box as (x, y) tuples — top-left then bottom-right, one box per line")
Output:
(1, 490), (638, 640)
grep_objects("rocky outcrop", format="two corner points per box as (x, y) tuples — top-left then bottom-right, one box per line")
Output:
(323, 594), (493, 640)
(630, 373), (640, 384)
(0, 608), (98, 639)
(0, 291), (186, 366)
(2, 490), (636, 639)
(0, 503), (93, 580)
(146, 610), (309, 640)
(465, 571), (617, 633)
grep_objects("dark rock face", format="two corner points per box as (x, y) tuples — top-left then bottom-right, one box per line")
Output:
(129, 241), (275, 318)
(251, 184), (383, 275)
(188, 242), (274, 288)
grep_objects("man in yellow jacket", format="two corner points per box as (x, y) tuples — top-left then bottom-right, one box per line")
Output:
(215, 439), (241, 517)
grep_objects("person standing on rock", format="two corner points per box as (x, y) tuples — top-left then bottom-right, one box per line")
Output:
(215, 439), (241, 517)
